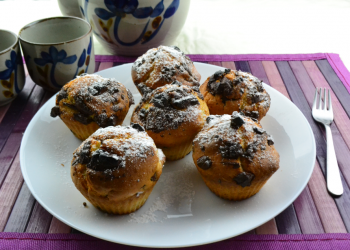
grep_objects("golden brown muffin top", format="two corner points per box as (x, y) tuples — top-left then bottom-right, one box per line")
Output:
(133, 82), (205, 133)
(72, 124), (164, 173)
(193, 112), (278, 187)
(205, 69), (270, 119)
(51, 74), (134, 127)
(132, 45), (200, 91)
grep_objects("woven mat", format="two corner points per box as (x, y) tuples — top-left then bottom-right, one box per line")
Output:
(1, 53), (350, 249)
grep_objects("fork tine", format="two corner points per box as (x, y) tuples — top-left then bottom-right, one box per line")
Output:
(323, 88), (327, 110)
(313, 88), (318, 110)
(328, 89), (333, 112)
(318, 88), (323, 109)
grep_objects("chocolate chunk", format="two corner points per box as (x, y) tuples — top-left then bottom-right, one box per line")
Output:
(139, 108), (148, 120)
(233, 172), (255, 187)
(108, 86), (119, 94)
(206, 115), (219, 124)
(220, 141), (243, 159)
(150, 172), (158, 181)
(56, 89), (68, 103)
(131, 123), (145, 132)
(88, 149), (123, 171)
(170, 45), (181, 52)
(221, 77), (233, 96)
(231, 111), (245, 129)
(244, 142), (258, 158)
(92, 81), (109, 95)
(224, 68), (231, 74)
(73, 141), (91, 166)
(233, 77), (244, 85)
(145, 107), (181, 133)
(88, 86), (99, 96)
(171, 80), (182, 86)
(191, 86), (199, 92)
(213, 70), (224, 80)
(244, 110), (259, 119)
(74, 95), (94, 115)
(197, 156), (212, 170)
(151, 92), (170, 108)
(62, 102), (77, 111)
(127, 89), (135, 106)
(253, 127), (264, 134)
(267, 136), (275, 145)
(138, 83), (153, 96)
(96, 113), (112, 127)
(80, 141), (92, 164)
(200, 146), (205, 152)
(171, 95), (199, 109)
(50, 106), (60, 117)
(256, 81), (264, 92)
(251, 93), (261, 103)
(73, 113), (93, 125)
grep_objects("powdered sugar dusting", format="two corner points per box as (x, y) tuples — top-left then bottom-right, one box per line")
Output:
(128, 161), (196, 223)
(89, 125), (156, 161)
(132, 46), (199, 88)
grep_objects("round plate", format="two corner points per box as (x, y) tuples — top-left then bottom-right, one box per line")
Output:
(20, 62), (316, 248)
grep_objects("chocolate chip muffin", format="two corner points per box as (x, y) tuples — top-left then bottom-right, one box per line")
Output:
(71, 124), (165, 214)
(50, 74), (134, 140)
(131, 82), (209, 161)
(192, 112), (279, 200)
(131, 45), (201, 95)
(200, 69), (270, 121)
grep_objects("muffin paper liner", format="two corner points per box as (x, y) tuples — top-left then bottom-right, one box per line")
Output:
(88, 188), (153, 215)
(161, 141), (193, 161)
(203, 179), (269, 201)
(61, 118), (100, 140)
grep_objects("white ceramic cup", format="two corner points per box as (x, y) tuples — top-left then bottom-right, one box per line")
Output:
(79, 0), (191, 56)
(0, 30), (25, 106)
(19, 16), (95, 92)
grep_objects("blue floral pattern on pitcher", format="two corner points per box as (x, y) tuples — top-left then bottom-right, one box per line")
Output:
(92, 0), (180, 46)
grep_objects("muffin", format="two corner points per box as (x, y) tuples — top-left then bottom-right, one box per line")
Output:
(71, 124), (166, 214)
(131, 82), (209, 161)
(200, 69), (270, 121)
(131, 45), (201, 95)
(50, 74), (134, 140)
(192, 112), (279, 200)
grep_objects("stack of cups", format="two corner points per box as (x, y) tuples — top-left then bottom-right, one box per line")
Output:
(0, 16), (95, 106)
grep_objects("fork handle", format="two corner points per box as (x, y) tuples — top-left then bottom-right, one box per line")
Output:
(325, 124), (343, 196)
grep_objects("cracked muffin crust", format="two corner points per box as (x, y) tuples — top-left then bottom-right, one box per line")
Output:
(200, 69), (270, 121)
(71, 125), (165, 214)
(131, 45), (201, 95)
(50, 74), (134, 140)
(131, 82), (209, 161)
(192, 112), (279, 200)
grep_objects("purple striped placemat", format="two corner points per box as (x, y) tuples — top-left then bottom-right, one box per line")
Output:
(1, 53), (350, 249)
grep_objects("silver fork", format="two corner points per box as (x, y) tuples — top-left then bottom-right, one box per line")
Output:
(312, 88), (343, 196)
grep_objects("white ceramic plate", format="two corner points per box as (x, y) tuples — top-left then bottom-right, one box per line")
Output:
(20, 63), (316, 248)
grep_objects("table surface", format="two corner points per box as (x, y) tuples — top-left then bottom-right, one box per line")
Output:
(1, 0), (350, 245)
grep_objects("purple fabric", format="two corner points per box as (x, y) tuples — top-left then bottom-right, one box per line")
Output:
(94, 53), (350, 94)
(1, 233), (350, 249)
(94, 53), (329, 63)
(326, 53), (350, 93)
